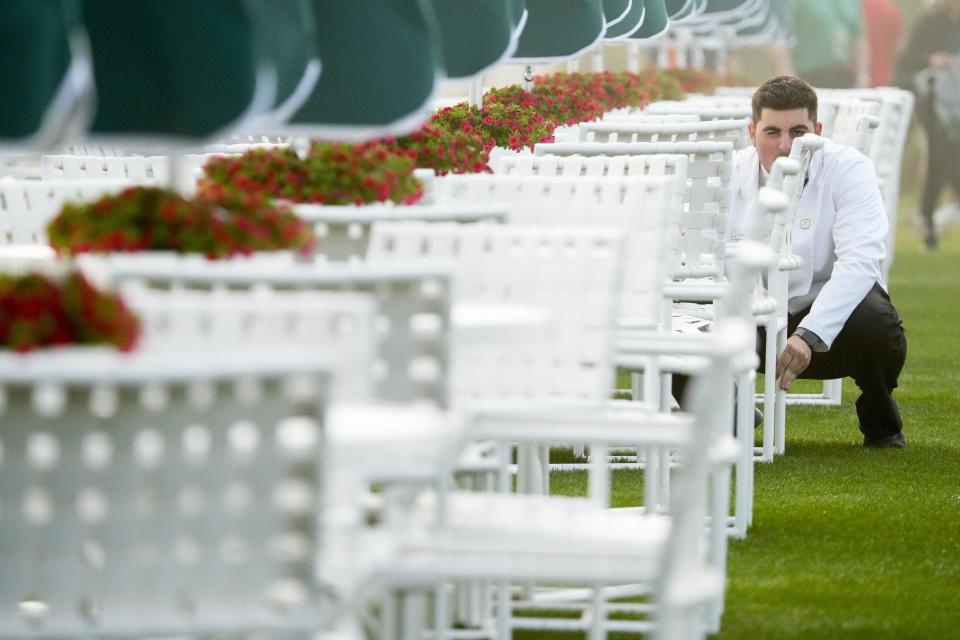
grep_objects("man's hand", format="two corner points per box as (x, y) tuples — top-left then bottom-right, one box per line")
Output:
(776, 335), (812, 390)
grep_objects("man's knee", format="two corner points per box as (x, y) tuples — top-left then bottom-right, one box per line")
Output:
(837, 287), (906, 368)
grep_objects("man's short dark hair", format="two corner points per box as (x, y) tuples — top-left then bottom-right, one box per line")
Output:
(751, 75), (818, 124)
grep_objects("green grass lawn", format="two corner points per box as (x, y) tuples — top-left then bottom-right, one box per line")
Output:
(539, 218), (960, 639)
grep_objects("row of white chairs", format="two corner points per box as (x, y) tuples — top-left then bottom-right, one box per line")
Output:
(0, 88), (908, 638)
(0, 164), (780, 640)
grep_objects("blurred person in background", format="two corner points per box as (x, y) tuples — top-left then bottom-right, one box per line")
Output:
(786, 0), (870, 88)
(897, 0), (960, 249)
(861, 0), (903, 87)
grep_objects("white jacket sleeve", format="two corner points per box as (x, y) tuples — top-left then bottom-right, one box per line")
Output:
(797, 155), (887, 347)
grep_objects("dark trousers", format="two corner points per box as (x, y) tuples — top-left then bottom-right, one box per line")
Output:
(917, 94), (960, 248)
(673, 283), (907, 440)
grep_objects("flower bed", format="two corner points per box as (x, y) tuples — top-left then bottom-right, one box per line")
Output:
(200, 141), (424, 205)
(0, 271), (140, 352)
(387, 122), (491, 174)
(430, 101), (555, 152)
(48, 186), (316, 258)
(532, 71), (654, 113)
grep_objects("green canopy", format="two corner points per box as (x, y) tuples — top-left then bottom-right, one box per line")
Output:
(512, 0), (606, 62)
(605, 0), (645, 39)
(254, 0), (321, 124)
(631, 0), (669, 40)
(603, 0), (631, 29)
(0, 0), (92, 150)
(282, 0), (442, 141)
(665, 0), (706, 22)
(508, 0), (527, 28)
(83, 0), (275, 144)
(430, 0), (515, 79)
(508, 0), (529, 50)
(703, 0), (755, 14)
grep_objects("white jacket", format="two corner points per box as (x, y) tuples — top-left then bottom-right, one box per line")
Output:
(728, 139), (888, 349)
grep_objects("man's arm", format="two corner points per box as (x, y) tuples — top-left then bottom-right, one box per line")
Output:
(796, 153), (887, 348)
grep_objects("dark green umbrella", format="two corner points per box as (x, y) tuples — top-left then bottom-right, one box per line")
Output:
(665, 0), (705, 22)
(282, 0), (442, 141)
(703, 0), (756, 15)
(603, 0), (632, 29)
(254, 0), (321, 124)
(687, 0), (762, 33)
(430, 0), (515, 79)
(631, 0), (669, 40)
(512, 0), (606, 62)
(82, 0), (276, 144)
(605, 0), (646, 40)
(0, 0), (93, 150)
(508, 0), (528, 33)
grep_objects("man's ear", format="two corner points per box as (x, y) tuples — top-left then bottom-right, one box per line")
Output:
(814, 121), (823, 136)
(748, 122), (757, 146)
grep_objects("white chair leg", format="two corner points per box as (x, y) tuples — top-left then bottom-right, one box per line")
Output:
(434, 585), (449, 640)
(658, 444), (671, 513)
(644, 445), (660, 513)
(759, 319), (777, 462)
(381, 591), (399, 640)
(824, 378), (843, 404)
(590, 585), (607, 640)
(631, 370), (643, 400)
(775, 325), (788, 456)
(497, 579), (511, 640)
(516, 444), (542, 494)
(732, 370), (754, 538)
(706, 465), (730, 632)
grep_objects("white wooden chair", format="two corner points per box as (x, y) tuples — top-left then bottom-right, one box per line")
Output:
(0, 178), (132, 246)
(358, 319), (752, 640)
(818, 88), (914, 280)
(0, 349), (332, 639)
(360, 222), (761, 639)
(781, 108), (882, 413)
(749, 135), (825, 460)
(488, 155), (790, 535)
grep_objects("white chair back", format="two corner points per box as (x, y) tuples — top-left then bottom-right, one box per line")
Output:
(367, 223), (625, 404)
(642, 100), (752, 121)
(293, 203), (509, 262)
(93, 256), (454, 408)
(573, 118), (750, 149)
(41, 154), (229, 191)
(818, 88), (914, 278)
(0, 179), (132, 245)
(430, 174), (672, 330)
(825, 99), (880, 153)
(532, 140), (734, 280)
(125, 285), (377, 401)
(0, 350), (330, 638)
(600, 112), (701, 124)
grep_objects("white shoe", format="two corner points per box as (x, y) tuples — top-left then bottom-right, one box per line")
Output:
(934, 202), (960, 233)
